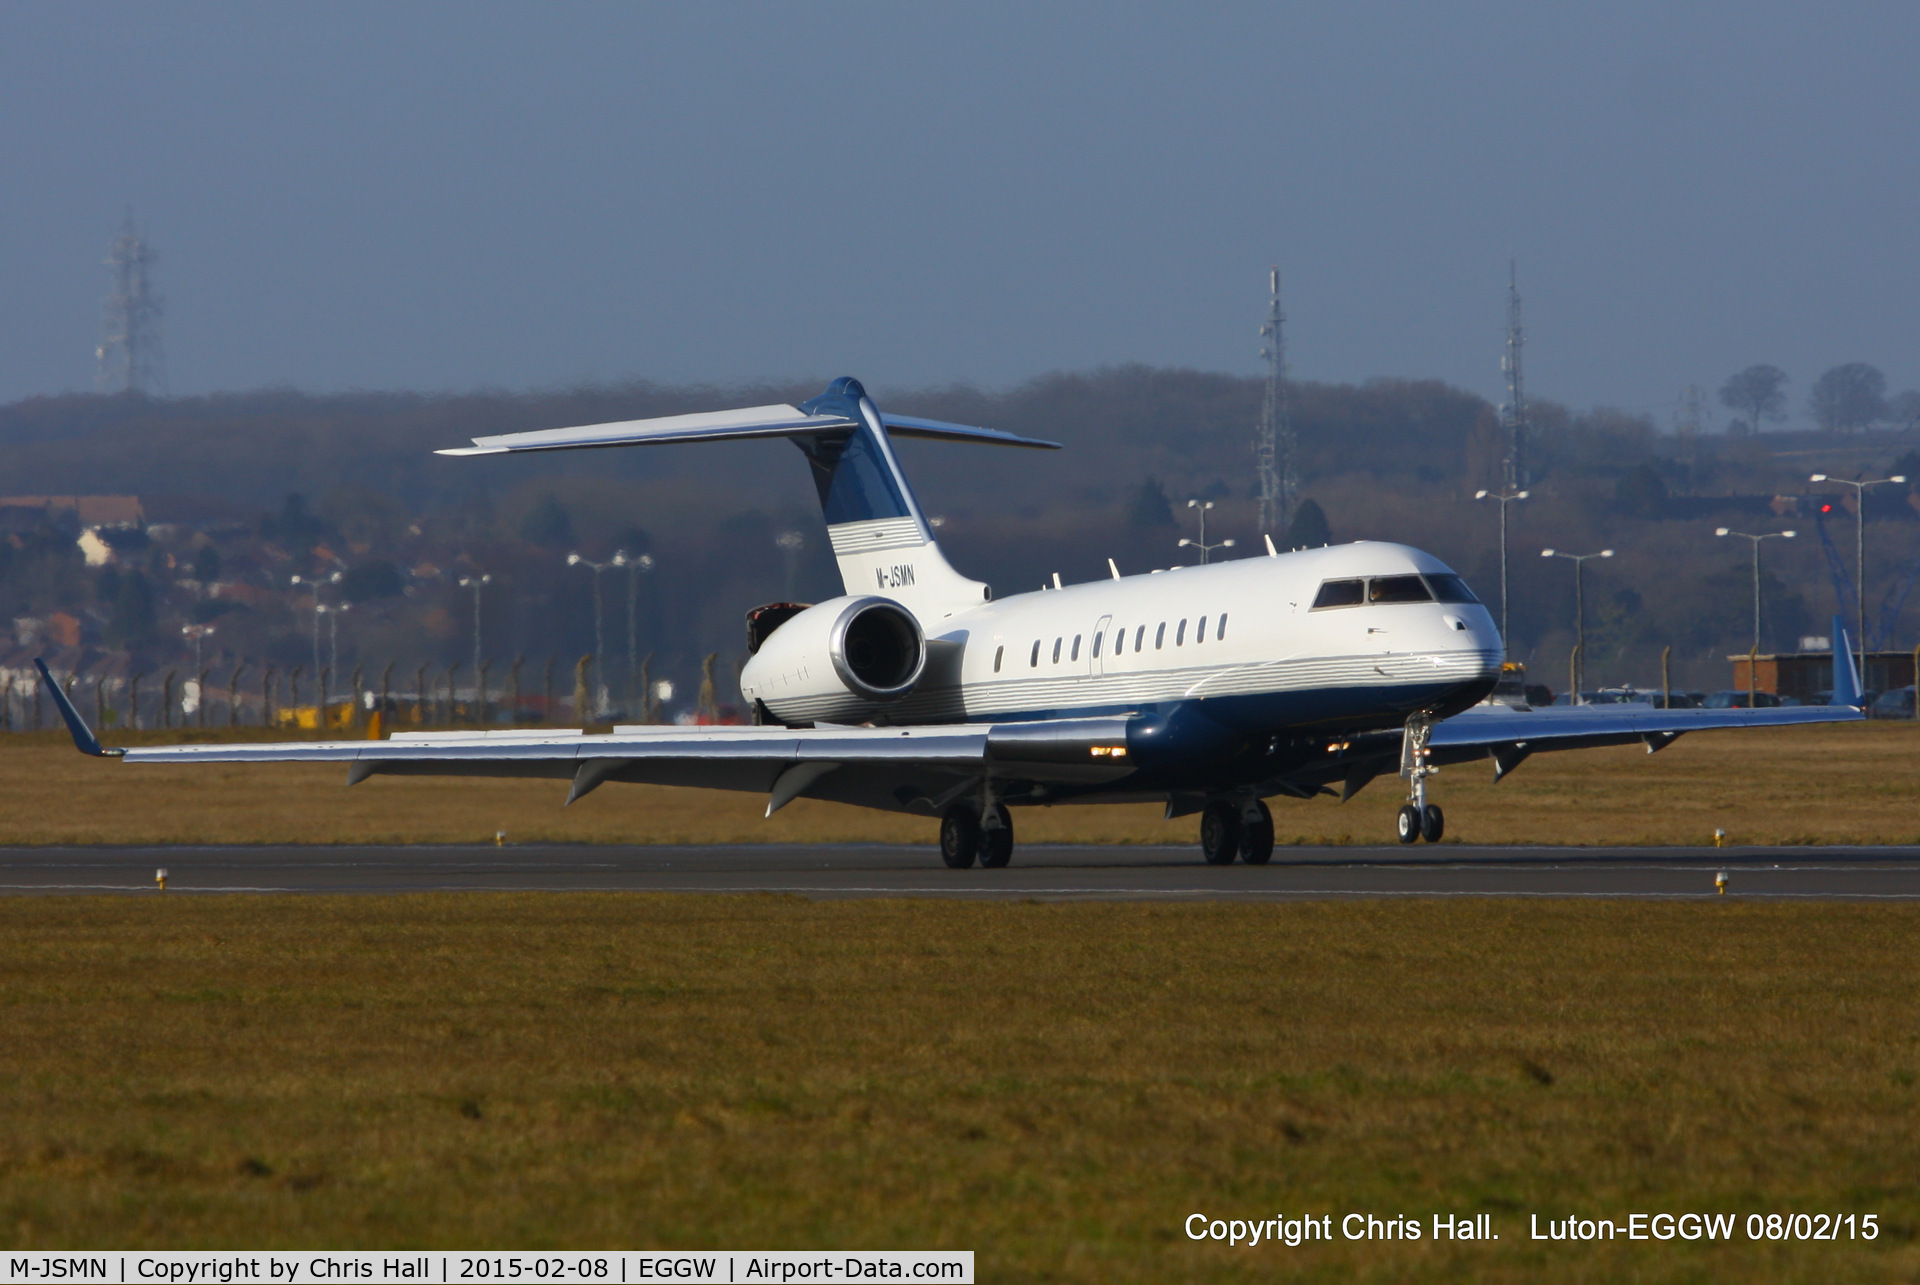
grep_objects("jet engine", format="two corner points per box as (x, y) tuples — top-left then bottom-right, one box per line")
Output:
(739, 595), (928, 724)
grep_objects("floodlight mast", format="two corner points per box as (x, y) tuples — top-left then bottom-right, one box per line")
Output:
(1474, 488), (1528, 647)
(1541, 548), (1612, 702)
(1715, 528), (1795, 663)
(1809, 472), (1907, 670)
(1180, 500), (1235, 564)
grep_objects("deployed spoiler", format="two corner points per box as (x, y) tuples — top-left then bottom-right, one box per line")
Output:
(435, 404), (1060, 457)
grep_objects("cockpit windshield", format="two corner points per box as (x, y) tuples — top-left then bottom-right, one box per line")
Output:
(1311, 579), (1365, 609)
(1311, 572), (1479, 609)
(1367, 575), (1432, 604)
(1423, 574), (1480, 604)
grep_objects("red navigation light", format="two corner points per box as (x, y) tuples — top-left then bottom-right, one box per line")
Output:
(1821, 504), (1834, 513)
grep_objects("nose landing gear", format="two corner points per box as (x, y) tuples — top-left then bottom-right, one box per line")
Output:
(1396, 713), (1445, 844)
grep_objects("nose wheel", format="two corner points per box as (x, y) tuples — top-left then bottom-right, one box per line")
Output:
(1397, 802), (1444, 844)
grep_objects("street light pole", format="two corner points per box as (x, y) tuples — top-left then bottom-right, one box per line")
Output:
(1474, 488), (1529, 645)
(568, 553), (612, 716)
(611, 552), (653, 719)
(775, 531), (804, 599)
(1810, 472), (1906, 671)
(291, 571), (342, 716)
(1180, 499), (1236, 564)
(1715, 528), (1796, 655)
(458, 574), (490, 700)
(1541, 548), (1614, 702)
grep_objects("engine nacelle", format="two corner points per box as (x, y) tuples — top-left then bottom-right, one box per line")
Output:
(739, 595), (927, 724)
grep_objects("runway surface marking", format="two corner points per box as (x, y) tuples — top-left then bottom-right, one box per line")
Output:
(5, 843), (1920, 899)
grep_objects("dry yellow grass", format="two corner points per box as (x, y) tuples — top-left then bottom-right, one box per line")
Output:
(0, 895), (1915, 1282)
(0, 719), (1914, 848)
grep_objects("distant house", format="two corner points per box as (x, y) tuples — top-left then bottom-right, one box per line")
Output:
(0, 496), (143, 526)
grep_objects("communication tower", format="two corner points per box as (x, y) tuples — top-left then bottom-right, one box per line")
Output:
(96, 210), (165, 395)
(1255, 267), (1295, 538)
(1674, 384), (1707, 437)
(1499, 261), (1527, 491)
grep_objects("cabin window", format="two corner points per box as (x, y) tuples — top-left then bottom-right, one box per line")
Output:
(1369, 575), (1433, 604)
(1176, 619), (1187, 645)
(1030, 640), (1040, 667)
(994, 645), (1003, 673)
(1424, 574), (1481, 604)
(1052, 637), (1062, 663)
(1135, 625), (1146, 651)
(1092, 631), (1103, 658)
(1155, 623), (1166, 649)
(1196, 615), (1208, 644)
(1312, 579), (1365, 609)
(1071, 635), (1081, 661)
(1217, 613), (1228, 641)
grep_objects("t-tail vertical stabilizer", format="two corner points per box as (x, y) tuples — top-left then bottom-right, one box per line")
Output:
(792, 377), (986, 620)
(436, 377), (1059, 623)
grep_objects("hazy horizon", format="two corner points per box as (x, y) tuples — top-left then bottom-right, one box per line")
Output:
(4, 3), (1917, 426)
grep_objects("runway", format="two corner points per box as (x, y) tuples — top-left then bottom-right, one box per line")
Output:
(5, 843), (1920, 899)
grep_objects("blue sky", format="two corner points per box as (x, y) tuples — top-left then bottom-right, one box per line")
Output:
(2, 2), (1916, 423)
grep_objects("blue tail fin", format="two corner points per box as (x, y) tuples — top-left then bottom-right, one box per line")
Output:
(1830, 616), (1863, 707)
(793, 377), (991, 617)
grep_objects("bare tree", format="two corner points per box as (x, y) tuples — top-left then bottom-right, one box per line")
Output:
(1887, 388), (1920, 428)
(1718, 364), (1788, 436)
(1810, 363), (1887, 433)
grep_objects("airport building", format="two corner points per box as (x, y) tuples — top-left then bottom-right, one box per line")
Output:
(1730, 649), (1917, 701)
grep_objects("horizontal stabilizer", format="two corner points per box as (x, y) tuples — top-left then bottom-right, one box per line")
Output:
(878, 413), (1060, 450)
(436, 404), (850, 456)
(438, 406), (1059, 457)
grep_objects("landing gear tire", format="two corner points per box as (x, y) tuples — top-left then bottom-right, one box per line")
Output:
(979, 804), (1014, 868)
(1239, 800), (1275, 865)
(1395, 804), (1421, 844)
(1420, 804), (1445, 844)
(1201, 802), (1243, 865)
(940, 808), (980, 869)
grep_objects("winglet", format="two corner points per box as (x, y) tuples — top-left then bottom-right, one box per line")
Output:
(1831, 617), (1863, 708)
(34, 659), (121, 757)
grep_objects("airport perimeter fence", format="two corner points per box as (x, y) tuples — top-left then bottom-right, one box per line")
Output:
(0, 653), (676, 735)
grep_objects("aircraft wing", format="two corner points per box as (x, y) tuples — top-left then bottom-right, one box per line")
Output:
(1426, 700), (1863, 777)
(34, 663), (1127, 816)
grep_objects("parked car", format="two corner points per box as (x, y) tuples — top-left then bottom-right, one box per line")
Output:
(1870, 686), (1916, 719)
(1702, 690), (1782, 709)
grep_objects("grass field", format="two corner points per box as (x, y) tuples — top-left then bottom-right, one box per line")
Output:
(0, 895), (1915, 1281)
(0, 718), (1914, 848)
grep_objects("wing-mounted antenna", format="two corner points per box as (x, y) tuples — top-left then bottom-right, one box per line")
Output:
(438, 377), (1060, 622)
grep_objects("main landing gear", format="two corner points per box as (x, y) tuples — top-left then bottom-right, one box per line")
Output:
(941, 801), (1013, 869)
(1200, 798), (1275, 865)
(1395, 712), (1444, 844)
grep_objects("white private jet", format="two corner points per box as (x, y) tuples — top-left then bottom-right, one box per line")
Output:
(39, 377), (1863, 866)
